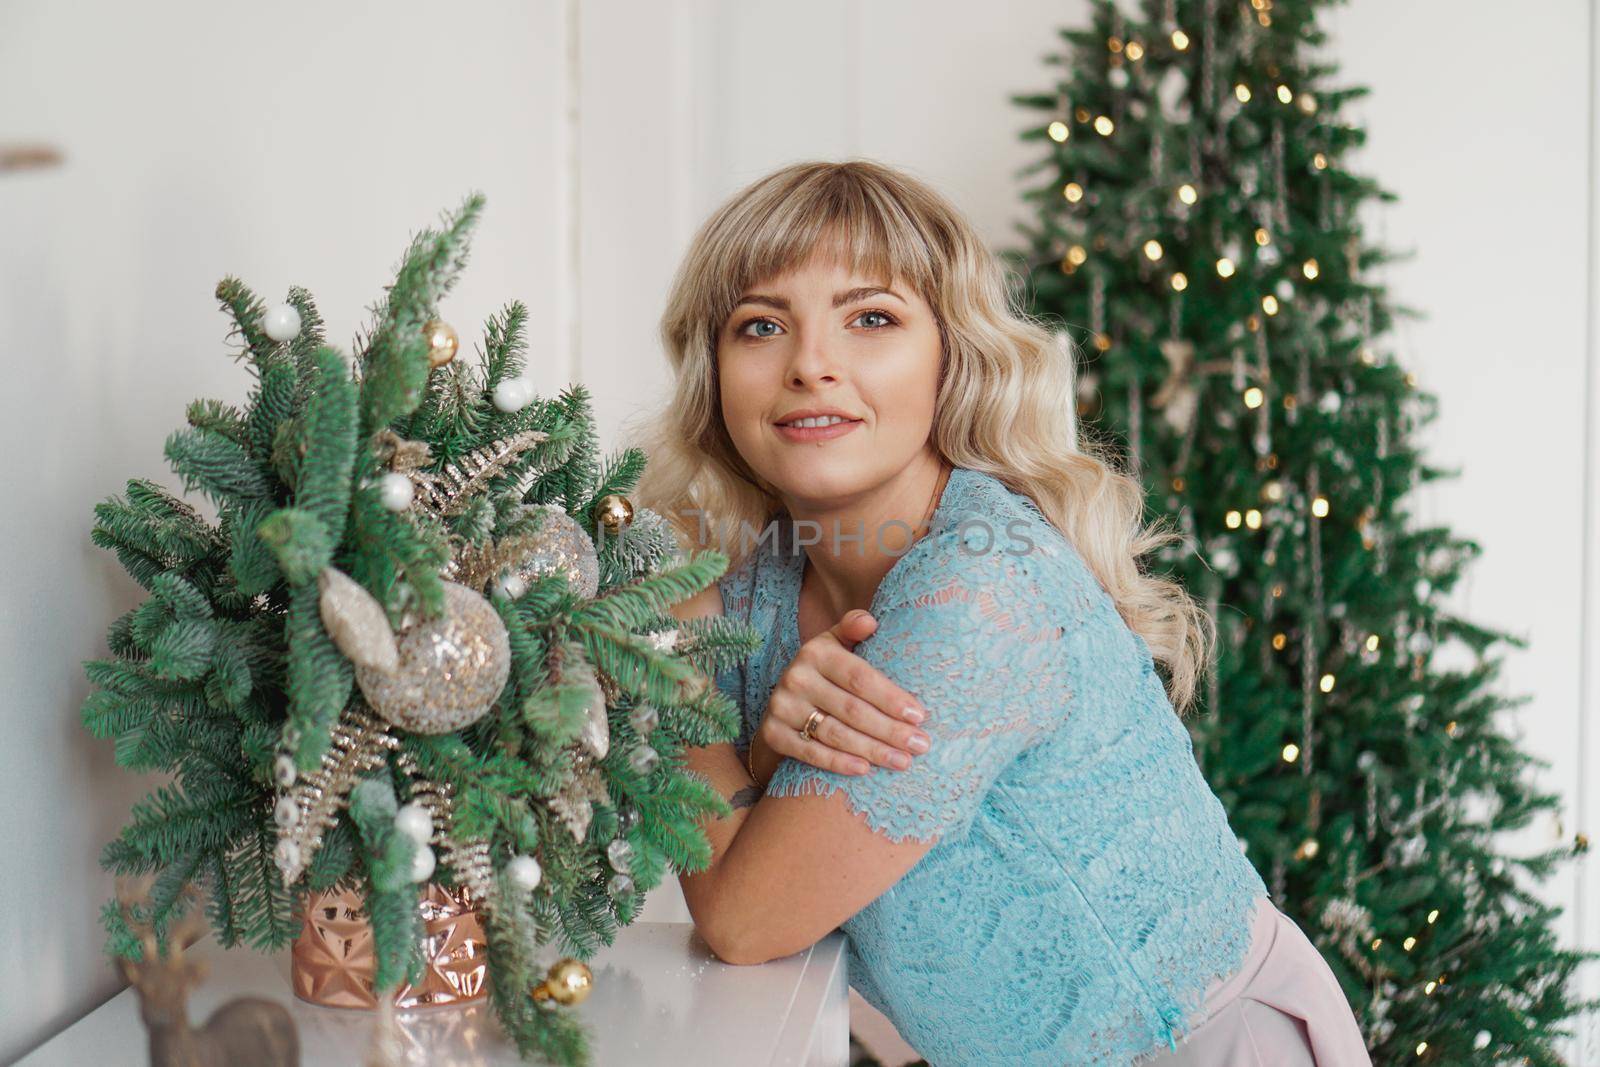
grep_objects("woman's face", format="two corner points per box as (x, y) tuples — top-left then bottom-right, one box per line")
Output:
(716, 249), (943, 510)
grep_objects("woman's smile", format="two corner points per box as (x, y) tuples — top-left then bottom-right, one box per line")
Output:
(772, 416), (864, 443)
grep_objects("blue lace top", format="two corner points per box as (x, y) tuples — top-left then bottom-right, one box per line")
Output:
(712, 466), (1271, 1066)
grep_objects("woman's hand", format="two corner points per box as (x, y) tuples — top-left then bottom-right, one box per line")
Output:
(759, 609), (933, 776)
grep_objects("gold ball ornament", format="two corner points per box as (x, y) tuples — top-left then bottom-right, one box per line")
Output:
(595, 494), (634, 536)
(530, 957), (593, 1005)
(354, 580), (511, 734)
(423, 319), (459, 369)
(501, 504), (600, 599)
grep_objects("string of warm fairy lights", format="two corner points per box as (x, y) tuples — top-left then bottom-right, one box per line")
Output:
(1039, 0), (1590, 1058)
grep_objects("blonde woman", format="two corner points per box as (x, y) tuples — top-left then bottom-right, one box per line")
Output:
(639, 160), (1370, 1066)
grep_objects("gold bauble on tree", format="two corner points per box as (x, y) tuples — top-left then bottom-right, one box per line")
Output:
(423, 318), (459, 369)
(353, 581), (511, 734)
(595, 494), (634, 537)
(530, 957), (593, 1006)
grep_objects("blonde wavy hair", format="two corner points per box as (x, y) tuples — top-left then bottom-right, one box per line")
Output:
(625, 159), (1214, 717)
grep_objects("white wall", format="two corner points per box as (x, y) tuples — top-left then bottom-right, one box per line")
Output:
(0, 1), (573, 1059)
(1, 0), (1593, 1060)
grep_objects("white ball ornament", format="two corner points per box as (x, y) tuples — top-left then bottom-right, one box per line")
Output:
(274, 839), (301, 878)
(506, 854), (543, 892)
(492, 572), (528, 600)
(1473, 1031), (1490, 1050)
(492, 377), (533, 413)
(273, 796), (301, 829)
(262, 303), (303, 343)
(394, 802), (434, 844)
(379, 472), (415, 512)
(410, 843), (437, 884)
(274, 754), (298, 787)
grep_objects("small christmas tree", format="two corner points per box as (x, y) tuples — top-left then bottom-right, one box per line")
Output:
(82, 192), (760, 1064)
(1006, 2), (1598, 1062)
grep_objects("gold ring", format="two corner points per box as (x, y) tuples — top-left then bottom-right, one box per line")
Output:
(800, 709), (826, 742)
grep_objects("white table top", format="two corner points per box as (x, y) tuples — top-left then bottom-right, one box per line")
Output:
(19, 922), (849, 1066)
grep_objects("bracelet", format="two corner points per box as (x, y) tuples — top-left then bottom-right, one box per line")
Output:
(745, 737), (761, 787)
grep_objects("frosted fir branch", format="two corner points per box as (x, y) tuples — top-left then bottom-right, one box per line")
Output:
(213, 276), (280, 376)
(481, 301), (530, 389)
(355, 192), (486, 434)
(274, 705), (398, 884)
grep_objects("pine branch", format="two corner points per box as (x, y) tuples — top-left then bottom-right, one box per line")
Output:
(214, 276), (280, 375)
(295, 346), (358, 543)
(358, 192), (486, 434)
(347, 778), (426, 994)
(280, 580), (354, 768)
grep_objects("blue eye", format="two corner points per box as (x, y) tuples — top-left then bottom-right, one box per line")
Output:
(735, 309), (899, 339)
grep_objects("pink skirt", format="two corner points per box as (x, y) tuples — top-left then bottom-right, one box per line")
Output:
(1138, 894), (1373, 1066)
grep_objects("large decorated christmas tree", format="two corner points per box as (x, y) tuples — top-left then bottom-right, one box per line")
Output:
(1006, 1), (1597, 1062)
(81, 192), (760, 1064)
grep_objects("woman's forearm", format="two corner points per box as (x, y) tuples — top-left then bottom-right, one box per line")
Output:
(677, 741), (763, 954)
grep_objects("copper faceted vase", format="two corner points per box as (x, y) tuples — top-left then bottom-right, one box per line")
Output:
(290, 883), (488, 1009)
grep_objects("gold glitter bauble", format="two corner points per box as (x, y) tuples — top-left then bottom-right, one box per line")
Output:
(423, 319), (459, 369)
(531, 957), (593, 1005)
(595, 494), (634, 536)
(354, 581), (510, 734)
(506, 504), (599, 599)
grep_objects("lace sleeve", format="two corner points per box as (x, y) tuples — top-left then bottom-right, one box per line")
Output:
(763, 527), (1075, 844)
(715, 555), (758, 752)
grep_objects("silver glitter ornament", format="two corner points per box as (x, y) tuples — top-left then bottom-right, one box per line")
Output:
(355, 581), (511, 734)
(628, 744), (659, 776)
(318, 567), (399, 673)
(606, 838), (633, 870)
(506, 505), (599, 599)
(606, 872), (634, 900)
(628, 703), (658, 736)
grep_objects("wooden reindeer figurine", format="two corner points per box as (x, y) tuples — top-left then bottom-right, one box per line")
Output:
(117, 879), (300, 1067)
